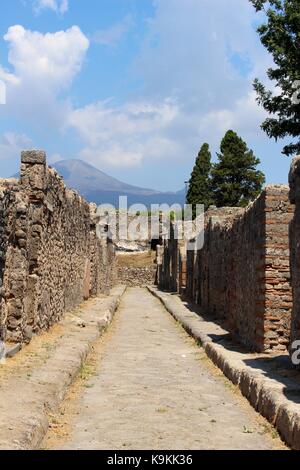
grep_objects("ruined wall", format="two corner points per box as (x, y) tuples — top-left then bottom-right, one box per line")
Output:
(89, 205), (117, 296)
(117, 252), (156, 287)
(159, 186), (293, 352)
(187, 208), (242, 311)
(178, 246), (187, 296)
(117, 265), (156, 287)
(195, 187), (293, 352)
(157, 224), (179, 292)
(0, 189), (5, 339)
(0, 180), (20, 340)
(115, 214), (152, 252)
(235, 187), (292, 352)
(289, 157), (300, 356)
(0, 151), (116, 344)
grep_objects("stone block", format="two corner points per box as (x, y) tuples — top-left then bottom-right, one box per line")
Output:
(21, 150), (46, 165)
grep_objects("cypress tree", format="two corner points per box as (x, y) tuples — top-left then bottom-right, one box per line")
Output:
(186, 143), (212, 215)
(211, 130), (265, 207)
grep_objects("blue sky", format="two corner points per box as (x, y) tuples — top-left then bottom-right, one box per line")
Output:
(0, 0), (293, 191)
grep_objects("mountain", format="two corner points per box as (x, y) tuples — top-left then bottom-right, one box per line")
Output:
(51, 159), (185, 207)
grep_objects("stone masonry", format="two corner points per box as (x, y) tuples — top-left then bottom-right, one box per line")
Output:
(158, 185), (294, 353)
(116, 251), (157, 287)
(157, 224), (179, 292)
(289, 157), (300, 357)
(0, 151), (116, 344)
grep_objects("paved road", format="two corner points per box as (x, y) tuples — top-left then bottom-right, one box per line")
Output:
(44, 288), (283, 450)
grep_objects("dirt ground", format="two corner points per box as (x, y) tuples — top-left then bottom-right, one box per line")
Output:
(116, 251), (156, 268)
(0, 287), (125, 449)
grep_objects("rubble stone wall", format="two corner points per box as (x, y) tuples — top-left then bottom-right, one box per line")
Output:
(117, 265), (156, 287)
(0, 180), (20, 340)
(157, 224), (179, 292)
(117, 252), (156, 287)
(0, 151), (116, 344)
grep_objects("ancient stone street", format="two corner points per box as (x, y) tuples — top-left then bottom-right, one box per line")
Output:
(43, 288), (284, 450)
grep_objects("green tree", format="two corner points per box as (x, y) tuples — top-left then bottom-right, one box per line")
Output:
(251, 0), (300, 156)
(186, 143), (212, 215)
(211, 130), (265, 207)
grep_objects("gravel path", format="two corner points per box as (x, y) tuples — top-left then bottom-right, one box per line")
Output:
(44, 287), (284, 450)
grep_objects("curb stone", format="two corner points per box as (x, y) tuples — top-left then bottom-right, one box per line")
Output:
(148, 286), (300, 450)
(0, 285), (126, 450)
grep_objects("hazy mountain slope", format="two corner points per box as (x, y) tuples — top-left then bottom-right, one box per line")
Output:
(53, 160), (160, 196)
(52, 159), (185, 207)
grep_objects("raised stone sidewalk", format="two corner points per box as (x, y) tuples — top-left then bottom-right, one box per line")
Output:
(0, 286), (125, 450)
(148, 286), (300, 450)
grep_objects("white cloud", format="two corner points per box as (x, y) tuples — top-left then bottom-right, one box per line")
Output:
(122, 0), (273, 170)
(0, 66), (20, 85)
(92, 15), (134, 47)
(136, 0), (271, 109)
(197, 91), (268, 147)
(66, 0), (273, 173)
(0, 132), (32, 162)
(65, 2), (269, 171)
(0, 2), (282, 186)
(3, 25), (88, 90)
(33, 0), (69, 15)
(48, 152), (63, 164)
(68, 99), (180, 168)
(0, 25), (89, 129)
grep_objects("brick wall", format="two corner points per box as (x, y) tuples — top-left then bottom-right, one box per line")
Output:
(289, 157), (300, 357)
(0, 151), (116, 344)
(158, 186), (293, 352)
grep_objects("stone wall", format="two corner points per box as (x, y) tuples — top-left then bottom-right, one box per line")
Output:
(117, 266), (156, 287)
(115, 214), (153, 252)
(0, 151), (116, 344)
(117, 252), (156, 287)
(289, 157), (300, 356)
(158, 186), (293, 352)
(157, 224), (179, 292)
(89, 204), (117, 296)
(0, 180), (19, 340)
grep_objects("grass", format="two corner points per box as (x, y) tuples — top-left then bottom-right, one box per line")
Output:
(79, 363), (97, 381)
(243, 426), (254, 434)
(258, 422), (281, 440)
(117, 251), (156, 268)
(42, 342), (54, 351)
(156, 407), (169, 414)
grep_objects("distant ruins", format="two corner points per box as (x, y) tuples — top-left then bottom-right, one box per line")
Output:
(0, 151), (116, 345)
(157, 159), (300, 363)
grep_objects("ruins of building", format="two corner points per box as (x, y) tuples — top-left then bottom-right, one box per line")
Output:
(157, 185), (294, 353)
(0, 151), (116, 344)
(289, 157), (300, 359)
